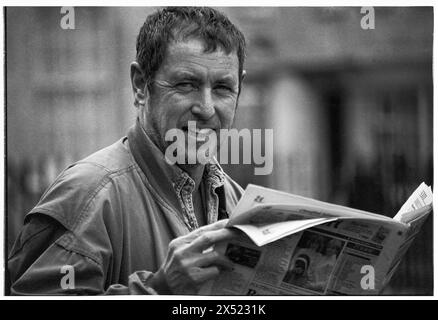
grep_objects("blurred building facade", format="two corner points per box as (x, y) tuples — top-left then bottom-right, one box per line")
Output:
(6, 7), (433, 294)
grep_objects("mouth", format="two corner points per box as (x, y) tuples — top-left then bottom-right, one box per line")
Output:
(181, 124), (215, 142)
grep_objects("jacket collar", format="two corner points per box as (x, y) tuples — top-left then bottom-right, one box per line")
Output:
(127, 119), (226, 215)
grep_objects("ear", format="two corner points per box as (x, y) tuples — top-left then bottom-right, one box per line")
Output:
(130, 61), (147, 108)
(236, 69), (247, 110)
(237, 69), (246, 96)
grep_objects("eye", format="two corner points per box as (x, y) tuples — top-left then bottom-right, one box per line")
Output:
(214, 84), (234, 94)
(176, 82), (196, 92)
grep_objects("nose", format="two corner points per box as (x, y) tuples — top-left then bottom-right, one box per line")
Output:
(191, 87), (215, 120)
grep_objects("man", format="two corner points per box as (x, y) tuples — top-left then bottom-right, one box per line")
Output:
(8, 7), (246, 295)
(282, 254), (311, 287)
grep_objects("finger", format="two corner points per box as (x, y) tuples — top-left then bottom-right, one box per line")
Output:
(188, 228), (239, 252)
(189, 266), (221, 285)
(182, 219), (230, 242)
(196, 219), (230, 234)
(195, 250), (235, 271)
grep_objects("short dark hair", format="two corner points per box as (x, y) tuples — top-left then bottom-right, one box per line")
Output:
(136, 7), (246, 90)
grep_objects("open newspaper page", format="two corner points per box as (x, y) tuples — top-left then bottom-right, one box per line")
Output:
(199, 183), (432, 295)
(226, 184), (406, 247)
(381, 183), (433, 289)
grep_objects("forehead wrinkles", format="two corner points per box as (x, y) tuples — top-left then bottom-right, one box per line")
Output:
(158, 40), (239, 79)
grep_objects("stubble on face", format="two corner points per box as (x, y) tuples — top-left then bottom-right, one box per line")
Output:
(139, 38), (240, 161)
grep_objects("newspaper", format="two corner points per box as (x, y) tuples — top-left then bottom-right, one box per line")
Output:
(199, 183), (433, 295)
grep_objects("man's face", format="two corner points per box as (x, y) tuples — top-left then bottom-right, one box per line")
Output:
(140, 38), (240, 161)
(293, 261), (306, 275)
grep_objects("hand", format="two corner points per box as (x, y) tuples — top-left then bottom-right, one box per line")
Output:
(151, 219), (237, 294)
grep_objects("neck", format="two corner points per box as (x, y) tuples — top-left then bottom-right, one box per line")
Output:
(138, 117), (207, 191)
(178, 163), (205, 191)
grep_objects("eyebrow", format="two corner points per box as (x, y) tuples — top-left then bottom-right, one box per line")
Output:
(166, 72), (197, 85)
(171, 70), (238, 86)
(216, 75), (237, 85)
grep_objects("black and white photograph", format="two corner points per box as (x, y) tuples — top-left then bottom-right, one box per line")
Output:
(3, 6), (434, 298)
(282, 232), (345, 293)
(225, 243), (261, 268)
